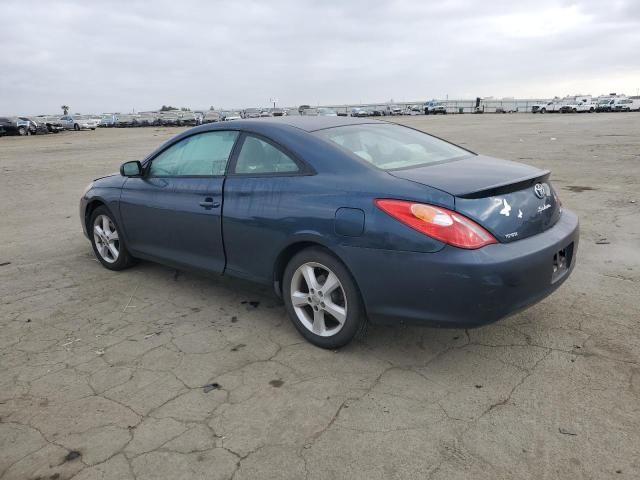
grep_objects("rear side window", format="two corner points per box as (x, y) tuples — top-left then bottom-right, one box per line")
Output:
(234, 135), (299, 174)
(315, 123), (470, 170)
(149, 131), (238, 176)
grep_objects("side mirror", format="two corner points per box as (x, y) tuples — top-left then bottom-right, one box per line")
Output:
(120, 160), (143, 177)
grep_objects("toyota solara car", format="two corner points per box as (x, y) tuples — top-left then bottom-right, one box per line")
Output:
(80, 117), (578, 348)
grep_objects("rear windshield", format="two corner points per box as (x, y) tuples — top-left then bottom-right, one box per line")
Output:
(315, 123), (471, 170)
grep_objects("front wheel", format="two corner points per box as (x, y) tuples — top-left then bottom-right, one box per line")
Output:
(283, 247), (366, 349)
(18, 126), (29, 136)
(74, 123), (80, 131)
(89, 206), (135, 271)
(540, 108), (546, 114)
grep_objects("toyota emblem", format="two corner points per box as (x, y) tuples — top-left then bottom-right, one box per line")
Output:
(534, 183), (545, 199)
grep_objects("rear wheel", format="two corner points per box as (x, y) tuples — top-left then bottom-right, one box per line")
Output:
(540, 108), (546, 114)
(89, 206), (135, 271)
(74, 123), (80, 131)
(283, 247), (366, 348)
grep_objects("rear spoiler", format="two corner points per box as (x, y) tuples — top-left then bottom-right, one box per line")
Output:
(456, 171), (550, 199)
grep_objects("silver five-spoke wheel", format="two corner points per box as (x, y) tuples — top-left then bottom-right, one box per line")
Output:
(290, 262), (347, 337)
(93, 214), (120, 264)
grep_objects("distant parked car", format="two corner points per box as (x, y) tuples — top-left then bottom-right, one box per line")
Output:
(100, 114), (118, 127)
(612, 98), (633, 112)
(32, 115), (64, 133)
(538, 101), (563, 113)
(350, 107), (368, 117)
(387, 105), (403, 116)
(17, 117), (35, 134)
(317, 108), (337, 116)
(0, 116), (30, 136)
(222, 111), (242, 121)
(244, 108), (262, 119)
(369, 106), (386, 116)
(565, 99), (596, 113)
(595, 99), (615, 112)
(19, 117), (48, 134)
(178, 112), (199, 126)
(424, 102), (447, 115)
(59, 114), (99, 130)
(115, 114), (136, 127)
(271, 108), (286, 117)
(203, 111), (222, 123)
(628, 97), (640, 111)
(299, 108), (318, 116)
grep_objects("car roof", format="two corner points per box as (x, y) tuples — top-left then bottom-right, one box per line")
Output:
(221, 115), (384, 132)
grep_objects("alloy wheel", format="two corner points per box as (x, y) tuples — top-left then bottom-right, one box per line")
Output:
(93, 214), (120, 263)
(290, 262), (347, 337)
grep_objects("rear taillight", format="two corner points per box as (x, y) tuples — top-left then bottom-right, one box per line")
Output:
(375, 199), (497, 249)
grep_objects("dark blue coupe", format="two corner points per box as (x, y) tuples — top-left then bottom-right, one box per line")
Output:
(80, 117), (578, 348)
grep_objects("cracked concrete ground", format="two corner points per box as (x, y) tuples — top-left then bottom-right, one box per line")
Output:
(1, 114), (639, 479)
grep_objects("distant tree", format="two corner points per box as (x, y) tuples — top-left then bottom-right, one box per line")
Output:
(180, 107), (190, 111)
(61, 105), (69, 115)
(209, 106), (215, 111)
(160, 105), (178, 111)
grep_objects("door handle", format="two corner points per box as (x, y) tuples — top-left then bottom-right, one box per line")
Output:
(199, 198), (220, 209)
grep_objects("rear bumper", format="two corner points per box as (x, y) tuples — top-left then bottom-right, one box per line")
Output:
(340, 210), (579, 328)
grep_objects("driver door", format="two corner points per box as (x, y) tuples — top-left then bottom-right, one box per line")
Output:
(119, 130), (239, 273)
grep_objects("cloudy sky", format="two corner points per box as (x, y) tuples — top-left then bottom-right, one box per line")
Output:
(2, 0), (639, 114)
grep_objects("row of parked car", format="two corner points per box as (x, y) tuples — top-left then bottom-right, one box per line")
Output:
(4, 95), (638, 137)
(0, 114), (103, 136)
(531, 95), (640, 113)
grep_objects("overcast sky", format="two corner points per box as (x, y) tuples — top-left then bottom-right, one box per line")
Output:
(2, 0), (639, 114)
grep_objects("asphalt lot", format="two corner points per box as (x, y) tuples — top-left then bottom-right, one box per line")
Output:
(1, 114), (639, 479)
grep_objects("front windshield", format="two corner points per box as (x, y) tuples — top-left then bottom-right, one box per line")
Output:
(315, 123), (471, 170)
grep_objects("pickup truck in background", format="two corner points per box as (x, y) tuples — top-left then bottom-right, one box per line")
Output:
(424, 101), (447, 114)
(537, 101), (563, 113)
(560, 99), (596, 113)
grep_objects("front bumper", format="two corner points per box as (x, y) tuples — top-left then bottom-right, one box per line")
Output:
(341, 210), (579, 328)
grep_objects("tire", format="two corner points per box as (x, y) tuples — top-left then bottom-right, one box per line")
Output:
(283, 247), (366, 349)
(74, 123), (80, 131)
(91, 127), (96, 130)
(540, 108), (546, 114)
(572, 108), (577, 113)
(89, 206), (135, 271)
(18, 126), (28, 136)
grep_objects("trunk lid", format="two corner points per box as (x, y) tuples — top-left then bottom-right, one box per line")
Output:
(389, 155), (562, 243)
